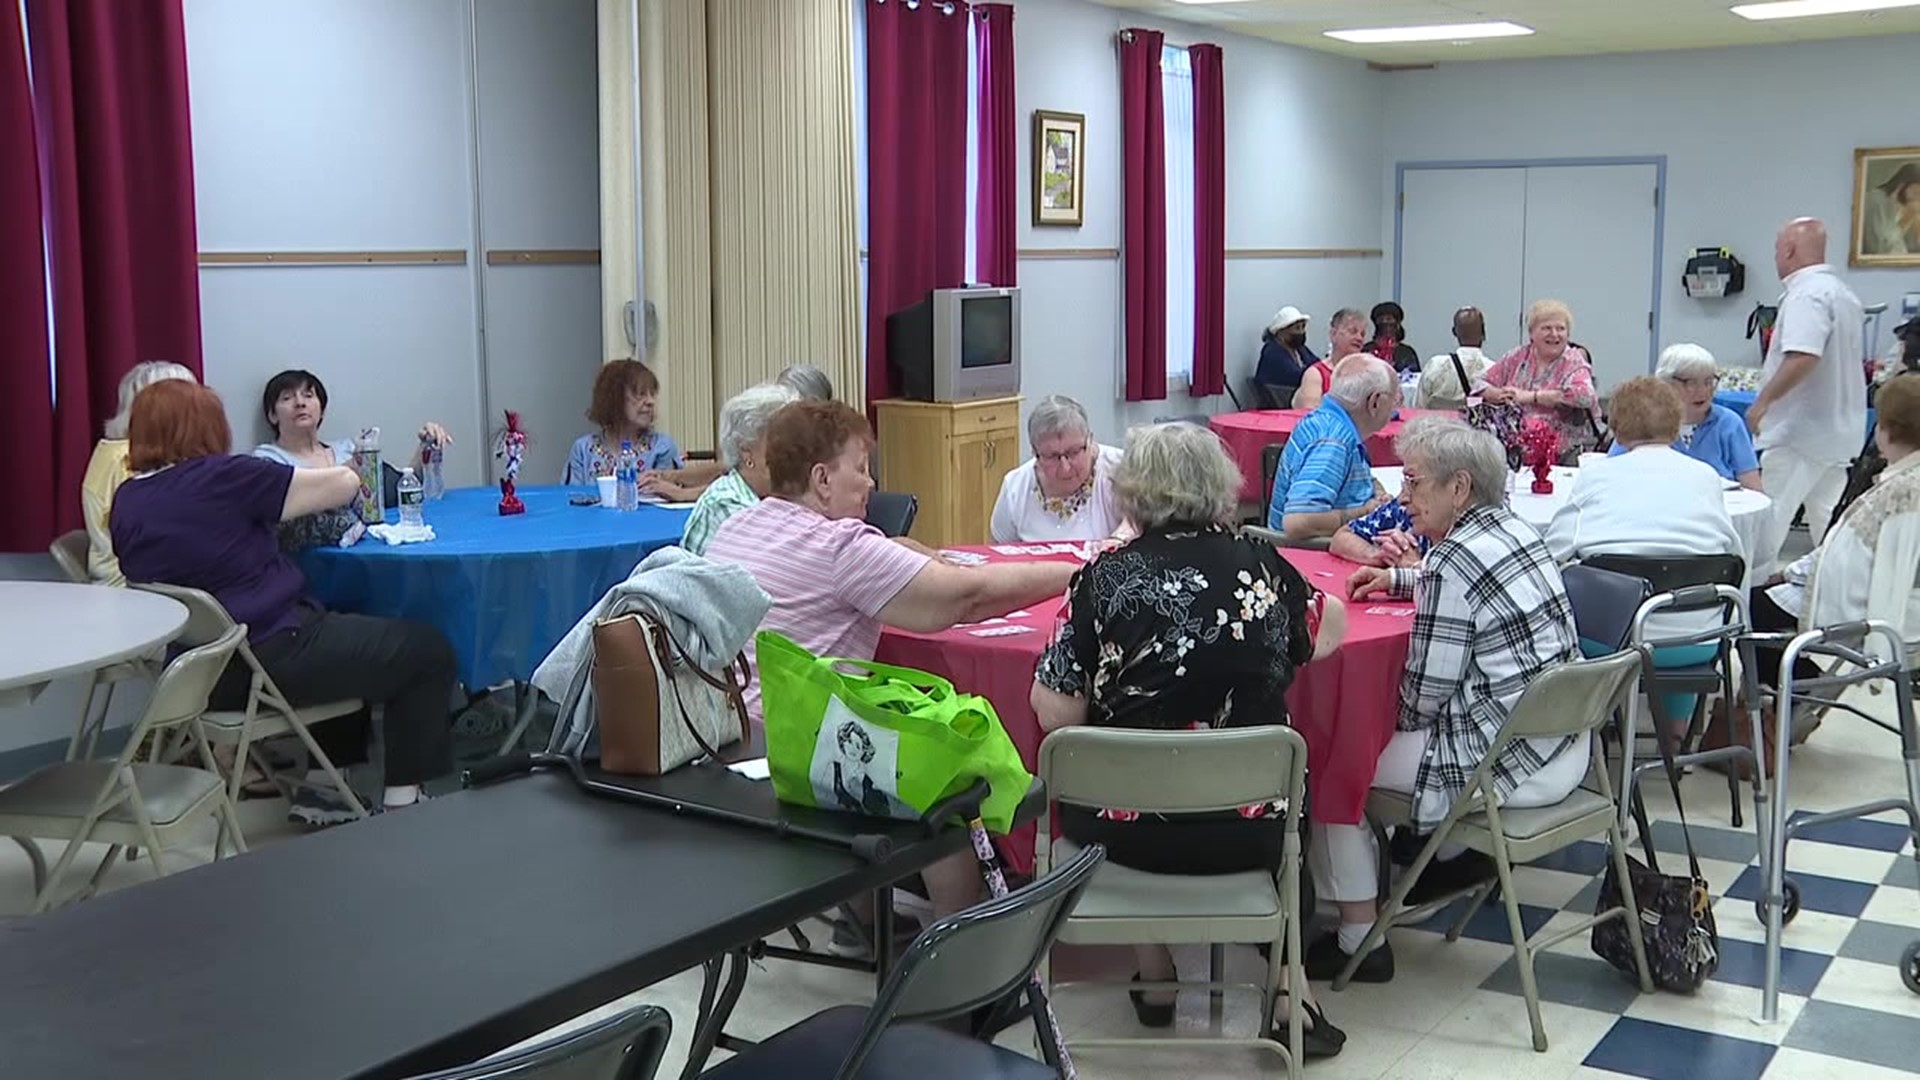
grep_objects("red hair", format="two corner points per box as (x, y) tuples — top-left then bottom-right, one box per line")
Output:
(586, 359), (661, 431)
(765, 400), (872, 497)
(127, 381), (233, 472)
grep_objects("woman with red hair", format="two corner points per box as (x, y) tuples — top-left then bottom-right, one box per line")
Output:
(110, 381), (456, 828)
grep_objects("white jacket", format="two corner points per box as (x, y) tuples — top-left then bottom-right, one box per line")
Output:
(1798, 451), (1920, 659)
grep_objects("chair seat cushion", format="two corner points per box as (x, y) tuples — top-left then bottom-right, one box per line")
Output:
(1368, 786), (1613, 841)
(1051, 837), (1281, 920)
(701, 1005), (1056, 1080)
(0, 763), (222, 826)
(201, 698), (363, 732)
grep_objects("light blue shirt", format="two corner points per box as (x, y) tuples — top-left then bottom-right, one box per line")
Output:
(1607, 404), (1756, 482)
(563, 431), (684, 485)
(1267, 398), (1373, 530)
(252, 438), (354, 467)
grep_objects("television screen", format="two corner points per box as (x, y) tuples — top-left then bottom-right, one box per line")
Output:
(959, 294), (1014, 369)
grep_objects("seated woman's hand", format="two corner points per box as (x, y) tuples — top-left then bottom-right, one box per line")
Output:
(1377, 529), (1422, 568)
(418, 422), (454, 447)
(1480, 385), (1516, 405)
(1533, 388), (1563, 408)
(1346, 565), (1392, 601)
(637, 473), (698, 501)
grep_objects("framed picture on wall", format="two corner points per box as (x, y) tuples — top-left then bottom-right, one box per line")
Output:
(1851, 145), (1920, 267)
(1032, 110), (1086, 227)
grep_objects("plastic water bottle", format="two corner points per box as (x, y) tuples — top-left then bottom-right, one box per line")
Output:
(419, 436), (445, 501)
(616, 440), (640, 511)
(397, 467), (425, 528)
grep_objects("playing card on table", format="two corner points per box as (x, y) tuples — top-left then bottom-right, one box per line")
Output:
(938, 550), (989, 567)
(989, 545), (1026, 556)
(968, 625), (1036, 638)
(1365, 606), (1414, 617)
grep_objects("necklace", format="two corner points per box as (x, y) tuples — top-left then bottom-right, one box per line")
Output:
(1036, 467), (1095, 521)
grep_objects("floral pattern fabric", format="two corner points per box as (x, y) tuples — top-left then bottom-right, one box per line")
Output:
(1484, 344), (1601, 459)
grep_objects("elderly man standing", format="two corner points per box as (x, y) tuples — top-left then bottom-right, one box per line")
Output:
(1747, 218), (1866, 575)
(1266, 355), (1397, 540)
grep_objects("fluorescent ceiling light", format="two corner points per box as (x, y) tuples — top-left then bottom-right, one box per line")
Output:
(1324, 21), (1535, 44)
(1732, 0), (1920, 18)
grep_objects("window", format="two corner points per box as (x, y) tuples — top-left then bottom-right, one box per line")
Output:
(1161, 44), (1194, 386)
(963, 20), (980, 282)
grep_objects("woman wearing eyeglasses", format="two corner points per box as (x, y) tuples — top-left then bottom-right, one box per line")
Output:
(989, 395), (1126, 543)
(1615, 344), (1762, 491)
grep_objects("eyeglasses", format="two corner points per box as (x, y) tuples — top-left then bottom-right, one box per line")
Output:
(1036, 443), (1091, 467)
(1671, 374), (1720, 390)
(1400, 470), (1460, 492)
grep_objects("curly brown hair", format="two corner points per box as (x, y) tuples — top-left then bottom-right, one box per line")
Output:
(765, 400), (873, 498)
(1878, 373), (1920, 448)
(585, 359), (660, 431)
(1607, 376), (1683, 446)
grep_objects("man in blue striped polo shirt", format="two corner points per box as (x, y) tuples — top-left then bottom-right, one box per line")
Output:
(1267, 355), (1398, 541)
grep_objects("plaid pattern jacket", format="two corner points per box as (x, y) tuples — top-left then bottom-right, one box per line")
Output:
(1385, 504), (1581, 828)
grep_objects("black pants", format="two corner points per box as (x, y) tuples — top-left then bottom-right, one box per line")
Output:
(1749, 587), (1823, 690)
(1059, 805), (1286, 875)
(212, 610), (457, 787)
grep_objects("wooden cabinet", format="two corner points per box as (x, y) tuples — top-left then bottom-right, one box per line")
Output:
(873, 396), (1022, 548)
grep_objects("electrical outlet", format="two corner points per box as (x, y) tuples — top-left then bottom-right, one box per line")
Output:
(1904, 292), (1920, 317)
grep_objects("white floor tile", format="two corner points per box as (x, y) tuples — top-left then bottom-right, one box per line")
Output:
(1785, 840), (1898, 885)
(1809, 956), (1920, 1021)
(1765, 1046), (1920, 1080)
(1859, 886), (1920, 930)
(1714, 903), (1859, 956)
(1422, 988), (1618, 1064)
(1621, 979), (1806, 1044)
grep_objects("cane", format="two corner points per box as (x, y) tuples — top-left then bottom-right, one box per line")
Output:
(962, 807), (1077, 1079)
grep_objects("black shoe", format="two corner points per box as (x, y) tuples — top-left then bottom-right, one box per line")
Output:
(1387, 826), (1425, 867)
(1127, 973), (1175, 1028)
(1402, 850), (1498, 908)
(1303, 932), (1395, 983)
(1272, 999), (1347, 1060)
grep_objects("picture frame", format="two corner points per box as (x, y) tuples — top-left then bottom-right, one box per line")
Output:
(1032, 110), (1086, 228)
(1850, 145), (1920, 268)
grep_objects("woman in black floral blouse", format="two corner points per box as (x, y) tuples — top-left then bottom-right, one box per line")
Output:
(1030, 421), (1349, 1055)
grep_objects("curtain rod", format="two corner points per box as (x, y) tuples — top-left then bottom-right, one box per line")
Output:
(873, 0), (963, 13)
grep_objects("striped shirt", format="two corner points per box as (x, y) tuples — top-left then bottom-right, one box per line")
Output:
(1266, 397), (1374, 530)
(704, 497), (930, 721)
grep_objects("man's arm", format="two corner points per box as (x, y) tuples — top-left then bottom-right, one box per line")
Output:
(877, 559), (1077, 634)
(1748, 351), (1820, 433)
(1328, 525), (1384, 565)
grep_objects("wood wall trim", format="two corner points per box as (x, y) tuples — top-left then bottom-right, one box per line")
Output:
(485, 249), (601, 266)
(197, 250), (469, 267)
(1226, 247), (1383, 260)
(1017, 247), (1120, 260)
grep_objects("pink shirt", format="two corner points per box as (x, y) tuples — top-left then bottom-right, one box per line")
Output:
(705, 497), (931, 720)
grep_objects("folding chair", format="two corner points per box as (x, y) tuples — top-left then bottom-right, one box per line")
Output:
(701, 843), (1104, 1080)
(864, 491), (919, 539)
(133, 584), (369, 820)
(1240, 525), (1331, 553)
(0, 625), (250, 912)
(1037, 726), (1311, 1078)
(46, 530), (157, 760)
(1332, 650), (1655, 1052)
(404, 1001), (671, 1080)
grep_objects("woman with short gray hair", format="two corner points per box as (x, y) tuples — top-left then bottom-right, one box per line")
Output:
(680, 383), (798, 555)
(1648, 343), (1760, 489)
(1029, 420), (1351, 1055)
(1308, 417), (1586, 984)
(990, 394), (1125, 542)
(82, 360), (198, 584)
(776, 363), (833, 402)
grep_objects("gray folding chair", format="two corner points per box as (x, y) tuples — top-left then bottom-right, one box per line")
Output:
(1332, 650), (1655, 1052)
(1239, 524), (1331, 552)
(0, 625), (250, 912)
(1037, 726), (1311, 1077)
(46, 530), (157, 760)
(134, 584), (369, 819)
(405, 1001), (671, 1080)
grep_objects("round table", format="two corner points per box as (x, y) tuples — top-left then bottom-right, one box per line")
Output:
(300, 485), (692, 689)
(1210, 408), (1452, 505)
(874, 545), (1412, 874)
(0, 583), (185, 707)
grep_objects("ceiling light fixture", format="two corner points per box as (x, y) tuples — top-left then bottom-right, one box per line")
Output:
(1732, 0), (1920, 18)
(1323, 21), (1535, 44)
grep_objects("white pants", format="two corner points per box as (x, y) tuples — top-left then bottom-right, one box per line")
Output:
(1754, 444), (1849, 578)
(1308, 728), (1591, 904)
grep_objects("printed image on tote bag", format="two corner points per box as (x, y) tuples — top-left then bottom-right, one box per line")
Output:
(809, 700), (909, 820)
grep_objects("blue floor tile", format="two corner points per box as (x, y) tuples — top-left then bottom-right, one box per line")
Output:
(1705, 934), (1831, 996)
(1884, 858), (1918, 889)
(1722, 866), (1877, 918)
(1411, 893), (1557, 945)
(1523, 839), (1612, 877)
(1648, 820), (1756, 865)
(1836, 919), (1919, 967)
(1785, 811), (1915, 853)
(1481, 950), (1644, 1015)
(1785, 1000), (1920, 1073)
(1584, 1017), (1775, 1080)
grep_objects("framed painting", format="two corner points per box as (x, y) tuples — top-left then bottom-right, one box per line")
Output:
(1851, 146), (1920, 268)
(1032, 110), (1085, 227)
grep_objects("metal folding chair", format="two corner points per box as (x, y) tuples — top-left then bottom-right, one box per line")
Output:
(403, 1002), (671, 1080)
(46, 530), (158, 760)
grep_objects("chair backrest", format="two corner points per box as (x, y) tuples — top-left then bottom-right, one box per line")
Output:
(49, 530), (90, 585)
(133, 583), (241, 649)
(864, 491), (918, 538)
(1261, 442), (1283, 507)
(835, 843), (1105, 1078)
(1582, 553), (1747, 648)
(1562, 564), (1651, 655)
(1583, 553), (1745, 594)
(140, 624), (248, 732)
(1040, 725), (1307, 816)
(1493, 649), (1642, 743)
(1240, 524), (1331, 552)
(404, 1003), (672, 1080)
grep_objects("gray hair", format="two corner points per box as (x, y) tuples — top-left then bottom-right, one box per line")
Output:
(1328, 307), (1366, 332)
(1656, 343), (1717, 382)
(1328, 355), (1395, 406)
(776, 364), (833, 402)
(717, 383), (799, 467)
(1027, 394), (1092, 446)
(1394, 416), (1507, 510)
(104, 361), (197, 439)
(1111, 422), (1241, 530)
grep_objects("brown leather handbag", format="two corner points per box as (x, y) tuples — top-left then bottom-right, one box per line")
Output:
(590, 612), (751, 776)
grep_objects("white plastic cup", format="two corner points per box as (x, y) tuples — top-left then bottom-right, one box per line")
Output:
(595, 475), (618, 507)
(1578, 452), (1606, 470)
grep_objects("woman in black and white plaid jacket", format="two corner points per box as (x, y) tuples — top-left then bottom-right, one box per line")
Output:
(1302, 416), (1591, 985)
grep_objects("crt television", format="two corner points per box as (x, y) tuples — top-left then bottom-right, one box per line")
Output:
(885, 286), (1021, 402)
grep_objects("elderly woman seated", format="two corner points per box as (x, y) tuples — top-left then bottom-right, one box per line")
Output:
(1617, 344), (1761, 490)
(705, 400), (1078, 945)
(1546, 376), (1742, 733)
(1319, 418), (1590, 983)
(990, 395), (1125, 543)
(1482, 299), (1601, 460)
(680, 384), (798, 555)
(81, 361), (197, 586)
(1030, 421), (1350, 1056)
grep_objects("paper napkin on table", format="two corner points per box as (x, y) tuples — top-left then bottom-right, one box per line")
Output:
(366, 523), (436, 545)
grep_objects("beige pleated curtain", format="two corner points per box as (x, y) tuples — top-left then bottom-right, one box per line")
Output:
(600, 0), (863, 454)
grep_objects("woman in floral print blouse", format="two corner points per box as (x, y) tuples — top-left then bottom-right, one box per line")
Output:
(1029, 421), (1350, 1056)
(1482, 298), (1602, 459)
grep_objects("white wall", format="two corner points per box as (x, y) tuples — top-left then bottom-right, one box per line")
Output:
(1379, 35), (1920, 373)
(1010, 0), (1384, 444)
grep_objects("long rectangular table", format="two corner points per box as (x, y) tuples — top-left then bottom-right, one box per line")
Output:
(0, 765), (1026, 1080)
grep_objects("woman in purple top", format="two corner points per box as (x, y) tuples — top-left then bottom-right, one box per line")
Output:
(111, 382), (455, 828)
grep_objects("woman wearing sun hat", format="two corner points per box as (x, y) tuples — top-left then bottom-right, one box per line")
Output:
(1255, 305), (1317, 408)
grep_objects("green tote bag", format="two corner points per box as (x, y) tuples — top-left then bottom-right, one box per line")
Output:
(757, 631), (1032, 834)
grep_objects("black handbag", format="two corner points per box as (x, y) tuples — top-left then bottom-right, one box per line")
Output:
(1590, 712), (1719, 993)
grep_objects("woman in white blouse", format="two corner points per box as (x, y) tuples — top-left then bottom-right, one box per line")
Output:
(989, 396), (1125, 543)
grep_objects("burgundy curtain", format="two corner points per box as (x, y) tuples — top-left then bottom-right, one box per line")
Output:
(972, 3), (1016, 288)
(1188, 44), (1225, 398)
(1119, 29), (1165, 402)
(865, 0), (969, 407)
(0, 5), (55, 552)
(29, 0), (203, 543)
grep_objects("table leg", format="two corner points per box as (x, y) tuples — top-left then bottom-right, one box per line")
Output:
(680, 948), (751, 1079)
(873, 886), (897, 983)
(495, 681), (541, 755)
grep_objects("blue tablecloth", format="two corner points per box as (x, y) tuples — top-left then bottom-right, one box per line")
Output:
(1715, 389), (1875, 441)
(299, 485), (690, 689)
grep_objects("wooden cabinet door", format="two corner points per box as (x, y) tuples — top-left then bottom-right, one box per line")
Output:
(948, 430), (996, 547)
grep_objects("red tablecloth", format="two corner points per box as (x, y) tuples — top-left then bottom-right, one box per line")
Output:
(1210, 409), (1449, 504)
(874, 545), (1412, 874)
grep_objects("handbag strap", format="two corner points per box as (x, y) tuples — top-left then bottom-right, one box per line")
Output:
(642, 614), (752, 752)
(1449, 352), (1471, 400)
(1642, 683), (1708, 887)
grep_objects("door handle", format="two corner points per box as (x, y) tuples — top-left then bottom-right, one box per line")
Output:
(985, 439), (996, 466)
